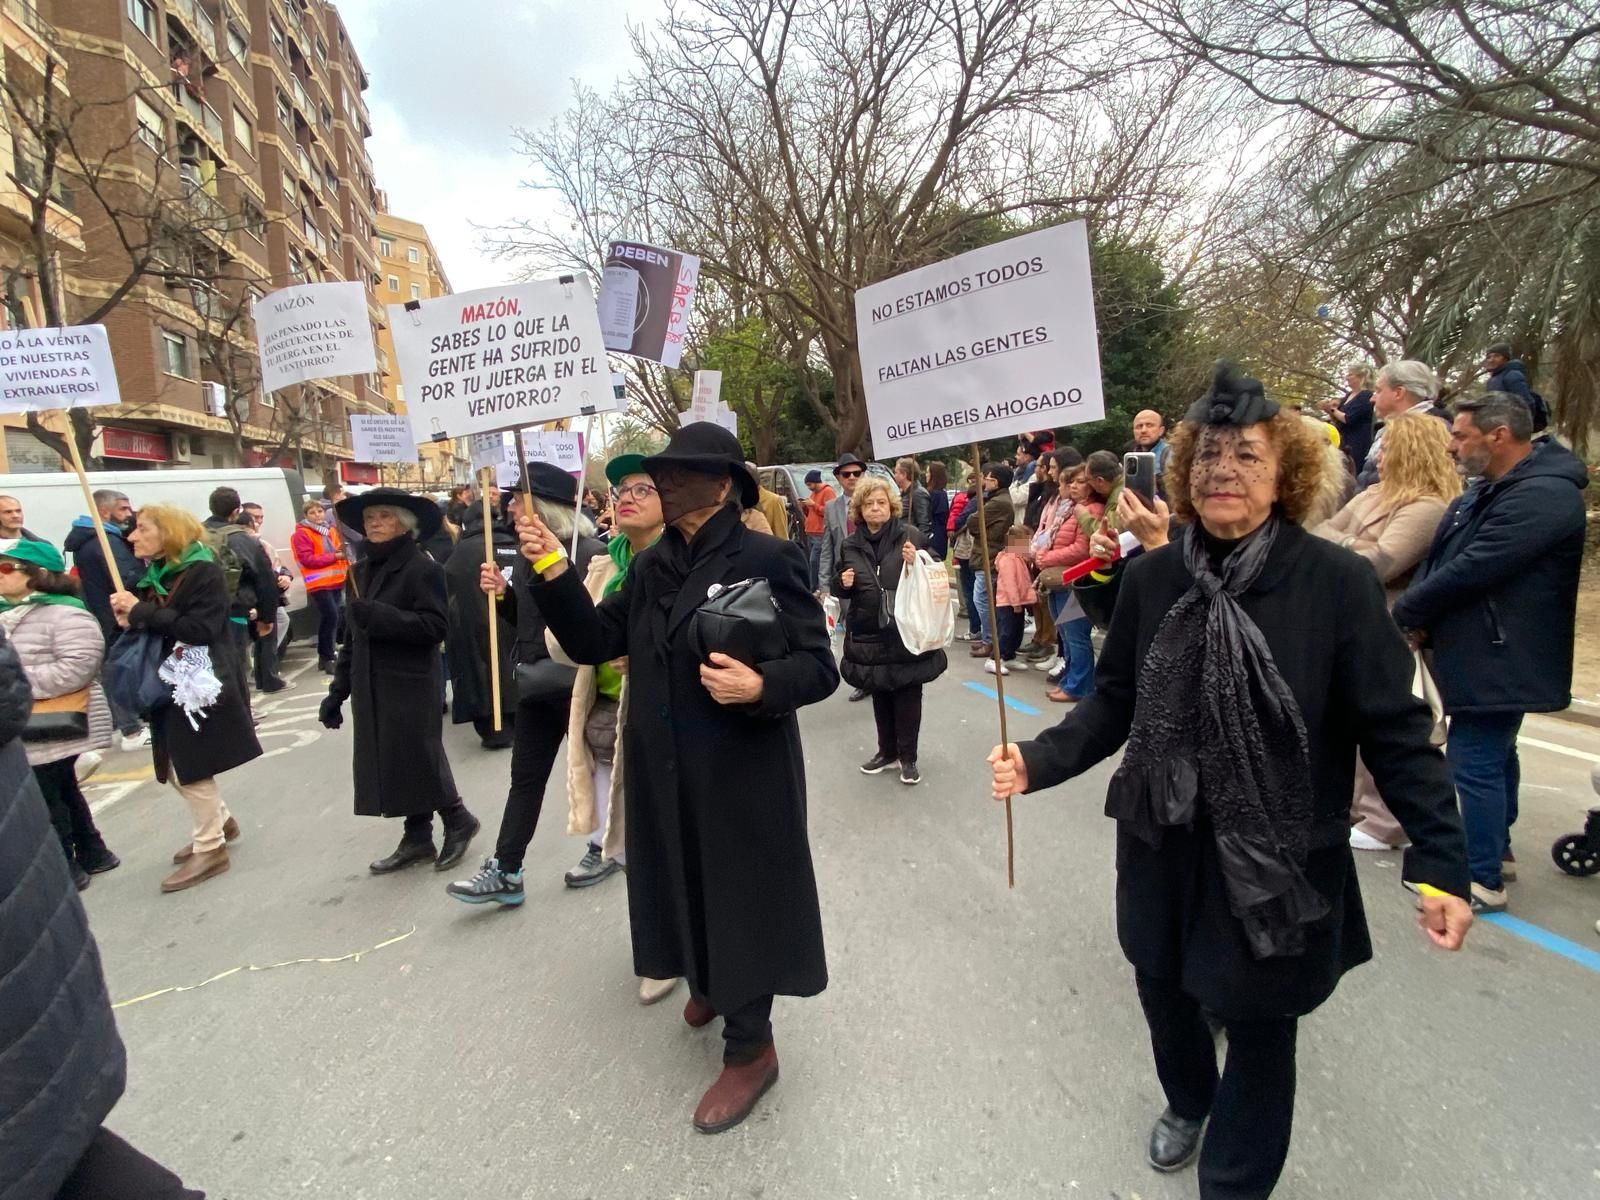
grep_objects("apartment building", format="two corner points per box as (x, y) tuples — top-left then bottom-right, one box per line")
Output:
(0, 0), (386, 479)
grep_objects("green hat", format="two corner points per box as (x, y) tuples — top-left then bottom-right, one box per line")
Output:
(604, 453), (648, 487)
(1, 538), (65, 573)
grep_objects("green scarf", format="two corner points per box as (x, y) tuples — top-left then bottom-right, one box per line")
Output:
(137, 540), (215, 595)
(0, 592), (86, 612)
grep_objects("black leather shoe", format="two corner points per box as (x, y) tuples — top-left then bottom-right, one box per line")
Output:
(370, 839), (437, 874)
(848, 687), (868, 702)
(1148, 1107), (1205, 1172)
(434, 816), (481, 872)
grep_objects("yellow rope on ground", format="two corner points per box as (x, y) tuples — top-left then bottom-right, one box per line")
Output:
(110, 926), (417, 1010)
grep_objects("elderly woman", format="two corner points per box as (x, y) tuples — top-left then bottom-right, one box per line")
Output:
(513, 422), (837, 1135)
(290, 497), (347, 673)
(317, 489), (479, 874)
(988, 365), (1472, 1199)
(1357, 359), (1446, 488)
(110, 504), (261, 892)
(0, 540), (116, 889)
(835, 474), (947, 785)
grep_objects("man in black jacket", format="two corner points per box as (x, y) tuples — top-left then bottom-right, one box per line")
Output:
(0, 628), (203, 1199)
(1482, 341), (1550, 432)
(204, 486), (282, 694)
(1394, 393), (1589, 914)
(65, 489), (148, 746)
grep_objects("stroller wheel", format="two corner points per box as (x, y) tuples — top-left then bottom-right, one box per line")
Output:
(1551, 834), (1600, 877)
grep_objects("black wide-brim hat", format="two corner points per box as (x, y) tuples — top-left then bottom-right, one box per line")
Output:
(522, 460), (583, 507)
(643, 421), (758, 508)
(335, 487), (442, 540)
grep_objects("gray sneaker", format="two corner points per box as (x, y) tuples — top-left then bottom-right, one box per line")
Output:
(565, 844), (622, 888)
(445, 858), (525, 906)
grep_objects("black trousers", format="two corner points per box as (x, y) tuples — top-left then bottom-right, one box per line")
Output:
(310, 589), (341, 661)
(492, 695), (570, 872)
(55, 1128), (204, 1199)
(251, 623), (283, 689)
(690, 991), (775, 1063)
(870, 684), (923, 763)
(401, 801), (474, 843)
(1135, 972), (1298, 1200)
(33, 757), (107, 864)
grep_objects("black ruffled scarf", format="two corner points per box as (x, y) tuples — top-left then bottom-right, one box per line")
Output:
(640, 501), (742, 663)
(1105, 516), (1329, 959)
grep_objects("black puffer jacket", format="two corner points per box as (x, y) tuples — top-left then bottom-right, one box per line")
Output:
(0, 627), (126, 1200)
(834, 520), (948, 693)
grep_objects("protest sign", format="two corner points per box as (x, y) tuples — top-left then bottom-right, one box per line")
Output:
(254, 281), (377, 395)
(597, 241), (701, 369)
(390, 277), (611, 444)
(714, 404), (738, 437)
(0, 324), (120, 412)
(688, 370), (722, 422)
(349, 414), (417, 464)
(854, 221), (1103, 458)
(523, 431), (585, 478)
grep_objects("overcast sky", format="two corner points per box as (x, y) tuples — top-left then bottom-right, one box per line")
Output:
(334, 0), (657, 292)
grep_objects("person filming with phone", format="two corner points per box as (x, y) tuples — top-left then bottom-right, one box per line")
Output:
(988, 362), (1471, 1199)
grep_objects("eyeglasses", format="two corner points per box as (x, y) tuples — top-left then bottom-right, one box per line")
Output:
(836, 469), (864, 480)
(612, 483), (659, 503)
(0, 562), (20, 574)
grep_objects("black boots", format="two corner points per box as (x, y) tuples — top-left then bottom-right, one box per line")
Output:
(369, 839), (436, 874)
(1148, 1107), (1205, 1172)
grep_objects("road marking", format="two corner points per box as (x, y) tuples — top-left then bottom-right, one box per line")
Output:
(84, 768), (155, 783)
(1480, 913), (1600, 975)
(1517, 735), (1600, 765)
(964, 681), (1042, 716)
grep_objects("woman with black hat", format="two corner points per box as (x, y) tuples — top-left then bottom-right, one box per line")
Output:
(513, 421), (838, 1135)
(444, 480), (518, 749)
(988, 365), (1473, 1198)
(316, 489), (480, 874)
(444, 462), (605, 907)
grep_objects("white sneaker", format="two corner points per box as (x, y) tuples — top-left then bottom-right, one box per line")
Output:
(1349, 829), (1395, 851)
(74, 750), (103, 782)
(117, 728), (152, 752)
(1035, 656), (1062, 673)
(983, 659), (1010, 676)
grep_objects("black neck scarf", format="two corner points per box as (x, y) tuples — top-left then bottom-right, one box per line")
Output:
(1106, 515), (1329, 959)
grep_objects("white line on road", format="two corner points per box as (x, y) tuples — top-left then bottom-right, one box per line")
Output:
(1518, 735), (1600, 765)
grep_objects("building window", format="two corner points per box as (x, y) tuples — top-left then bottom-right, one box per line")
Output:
(387, 274), (399, 292)
(161, 331), (191, 378)
(269, 20), (286, 58)
(127, 0), (157, 41)
(276, 92), (292, 130)
(407, 246), (419, 264)
(378, 237), (392, 257)
(243, 201), (265, 240)
(227, 24), (247, 61)
(315, 36), (328, 63)
(281, 171), (295, 207)
(410, 283), (421, 300)
(134, 95), (164, 152)
(320, 103), (332, 129)
(232, 108), (254, 155)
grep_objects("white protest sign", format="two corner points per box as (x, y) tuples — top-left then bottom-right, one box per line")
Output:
(597, 241), (701, 369)
(254, 281), (378, 395)
(523, 431), (585, 478)
(390, 276), (611, 445)
(349, 414), (417, 463)
(714, 403), (738, 437)
(855, 221), (1104, 457)
(0, 325), (120, 412)
(689, 370), (722, 422)
(469, 431), (512, 472)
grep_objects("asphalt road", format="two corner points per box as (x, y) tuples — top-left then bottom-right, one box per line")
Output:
(77, 639), (1600, 1200)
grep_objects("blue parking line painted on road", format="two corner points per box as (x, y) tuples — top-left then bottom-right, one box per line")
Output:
(1479, 913), (1600, 975)
(964, 681), (1042, 716)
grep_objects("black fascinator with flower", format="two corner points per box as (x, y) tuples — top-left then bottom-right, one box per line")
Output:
(1183, 360), (1279, 427)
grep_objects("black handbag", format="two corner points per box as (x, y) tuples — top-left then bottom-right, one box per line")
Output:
(688, 578), (789, 667)
(23, 687), (91, 743)
(513, 656), (578, 704)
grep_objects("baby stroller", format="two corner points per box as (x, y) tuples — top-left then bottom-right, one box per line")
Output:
(1550, 764), (1600, 878)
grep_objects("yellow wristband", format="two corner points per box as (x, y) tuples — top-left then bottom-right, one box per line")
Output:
(1412, 883), (1449, 899)
(532, 549), (567, 574)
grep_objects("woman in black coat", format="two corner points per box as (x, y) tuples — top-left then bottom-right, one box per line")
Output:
(317, 490), (479, 875)
(111, 503), (261, 894)
(514, 422), (838, 1137)
(989, 367), (1473, 1200)
(444, 492), (519, 748)
(834, 475), (946, 785)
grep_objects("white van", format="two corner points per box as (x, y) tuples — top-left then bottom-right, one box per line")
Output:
(0, 467), (311, 615)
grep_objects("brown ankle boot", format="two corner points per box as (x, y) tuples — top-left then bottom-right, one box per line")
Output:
(693, 1042), (779, 1133)
(173, 816), (241, 864)
(683, 995), (716, 1028)
(161, 846), (230, 893)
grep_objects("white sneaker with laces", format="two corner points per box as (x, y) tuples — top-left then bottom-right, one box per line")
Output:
(983, 659), (1010, 676)
(1349, 829), (1395, 852)
(117, 728), (152, 752)
(74, 750), (103, 782)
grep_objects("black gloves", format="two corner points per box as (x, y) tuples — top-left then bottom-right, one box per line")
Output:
(318, 693), (344, 729)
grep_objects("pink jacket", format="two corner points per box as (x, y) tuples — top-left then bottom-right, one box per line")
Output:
(994, 549), (1037, 608)
(1036, 500), (1102, 570)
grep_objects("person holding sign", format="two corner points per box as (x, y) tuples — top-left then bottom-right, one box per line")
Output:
(987, 365), (1473, 1198)
(513, 422), (837, 1134)
(444, 483), (518, 750)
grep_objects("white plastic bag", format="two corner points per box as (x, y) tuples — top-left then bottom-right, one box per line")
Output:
(822, 594), (841, 637)
(894, 550), (955, 653)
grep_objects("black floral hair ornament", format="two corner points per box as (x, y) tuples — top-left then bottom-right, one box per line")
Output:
(1184, 360), (1279, 427)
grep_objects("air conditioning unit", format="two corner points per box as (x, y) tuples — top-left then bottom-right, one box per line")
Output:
(169, 432), (192, 463)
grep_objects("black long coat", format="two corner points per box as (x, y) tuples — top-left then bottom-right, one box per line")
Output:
(444, 509), (519, 724)
(1018, 522), (1468, 1020)
(127, 560), (261, 785)
(330, 536), (457, 817)
(534, 504), (838, 1014)
(834, 520), (948, 693)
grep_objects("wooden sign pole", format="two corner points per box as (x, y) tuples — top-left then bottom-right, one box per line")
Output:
(63, 434), (125, 593)
(971, 442), (1014, 888)
(479, 465), (501, 733)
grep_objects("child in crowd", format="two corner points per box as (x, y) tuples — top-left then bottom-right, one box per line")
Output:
(988, 525), (1037, 676)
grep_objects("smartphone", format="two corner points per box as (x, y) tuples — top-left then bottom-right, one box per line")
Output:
(1124, 452), (1158, 508)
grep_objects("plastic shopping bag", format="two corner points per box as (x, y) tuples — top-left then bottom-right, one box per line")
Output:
(822, 594), (841, 637)
(893, 550), (955, 654)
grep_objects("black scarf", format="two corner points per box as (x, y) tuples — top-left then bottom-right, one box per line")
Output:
(641, 501), (742, 663)
(1105, 516), (1329, 959)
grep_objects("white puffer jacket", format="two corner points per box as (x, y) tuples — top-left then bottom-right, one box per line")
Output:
(0, 603), (114, 766)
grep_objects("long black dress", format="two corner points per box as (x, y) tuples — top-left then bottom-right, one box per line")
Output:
(443, 507), (518, 728)
(533, 503), (838, 1014)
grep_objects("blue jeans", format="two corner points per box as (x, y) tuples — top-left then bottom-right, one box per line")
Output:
(957, 561), (979, 634)
(806, 533), (823, 592)
(971, 568), (992, 645)
(1048, 591), (1096, 698)
(1446, 711), (1522, 890)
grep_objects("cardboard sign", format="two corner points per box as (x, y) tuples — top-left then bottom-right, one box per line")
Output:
(688, 370), (722, 422)
(254, 281), (378, 395)
(523, 431), (585, 478)
(855, 222), (1104, 456)
(596, 241), (701, 369)
(714, 403), (738, 437)
(390, 277), (611, 444)
(349, 414), (417, 464)
(0, 324), (120, 412)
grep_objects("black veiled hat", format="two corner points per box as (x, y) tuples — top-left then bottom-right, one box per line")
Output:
(1183, 361), (1279, 427)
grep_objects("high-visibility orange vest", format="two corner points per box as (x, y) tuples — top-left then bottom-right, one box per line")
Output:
(299, 523), (348, 592)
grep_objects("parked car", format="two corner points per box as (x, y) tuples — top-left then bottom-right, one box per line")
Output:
(759, 461), (896, 539)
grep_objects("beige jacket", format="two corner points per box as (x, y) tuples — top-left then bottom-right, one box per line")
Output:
(545, 552), (626, 860)
(1312, 490), (1449, 601)
(0, 602), (114, 766)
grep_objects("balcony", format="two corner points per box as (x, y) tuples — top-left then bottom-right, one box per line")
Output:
(181, 181), (225, 224)
(167, 0), (217, 60)
(295, 144), (314, 182)
(12, 154), (74, 211)
(172, 84), (225, 147)
(290, 76), (311, 116)
(4, 0), (50, 40)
